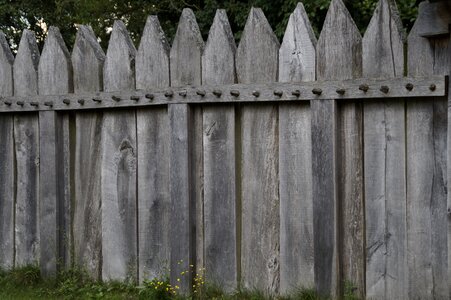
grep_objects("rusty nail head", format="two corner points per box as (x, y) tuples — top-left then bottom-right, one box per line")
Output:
(78, 99), (85, 105)
(145, 94), (154, 100)
(230, 90), (240, 97)
(274, 90), (283, 97)
(430, 84), (436, 91)
(212, 89), (222, 97)
(312, 88), (322, 95)
(292, 90), (301, 97)
(359, 84), (369, 92)
(380, 86), (389, 94)
(405, 83), (414, 91)
(252, 91), (260, 97)
(336, 88), (346, 95)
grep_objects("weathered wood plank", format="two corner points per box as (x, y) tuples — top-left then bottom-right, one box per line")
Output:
(407, 13), (449, 299)
(71, 25), (105, 279)
(0, 31), (14, 270)
(38, 26), (73, 276)
(101, 20), (137, 282)
(236, 7), (280, 295)
(13, 29), (40, 268)
(362, 1), (407, 299)
(169, 8), (204, 293)
(136, 15), (170, 282)
(278, 3), (315, 294)
(202, 9), (237, 292)
(315, 0), (363, 297)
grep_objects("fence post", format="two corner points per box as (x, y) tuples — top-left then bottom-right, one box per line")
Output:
(0, 31), (14, 270)
(13, 29), (40, 268)
(38, 26), (73, 276)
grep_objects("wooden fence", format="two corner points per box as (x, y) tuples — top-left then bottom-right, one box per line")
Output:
(0, 0), (449, 298)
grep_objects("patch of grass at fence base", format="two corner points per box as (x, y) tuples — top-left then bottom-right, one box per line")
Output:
(0, 266), (358, 299)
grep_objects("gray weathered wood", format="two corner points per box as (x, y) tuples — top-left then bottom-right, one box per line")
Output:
(71, 25), (105, 279)
(202, 9), (237, 292)
(169, 8), (204, 293)
(278, 3), (315, 294)
(13, 29), (40, 267)
(415, 1), (451, 37)
(363, 1), (407, 299)
(0, 31), (14, 270)
(408, 15), (449, 299)
(101, 20), (137, 282)
(236, 7), (280, 295)
(315, 0), (363, 297)
(38, 26), (73, 276)
(136, 15), (171, 282)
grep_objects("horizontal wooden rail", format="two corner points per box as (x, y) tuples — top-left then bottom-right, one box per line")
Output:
(0, 76), (445, 112)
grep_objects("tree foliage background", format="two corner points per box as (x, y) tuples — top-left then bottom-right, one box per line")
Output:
(0, 0), (418, 52)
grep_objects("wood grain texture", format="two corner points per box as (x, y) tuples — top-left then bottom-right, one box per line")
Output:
(38, 26), (73, 276)
(101, 20), (137, 283)
(13, 29), (40, 267)
(202, 9), (237, 292)
(315, 0), (363, 297)
(278, 3), (315, 294)
(363, 1), (407, 299)
(0, 31), (14, 270)
(136, 15), (171, 282)
(236, 7), (280, 295)
(169, 8), (204, 293)
(71, 25), (105, 279)
(408, 14), (449, 299)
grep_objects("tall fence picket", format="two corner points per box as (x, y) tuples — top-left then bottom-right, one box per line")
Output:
(0, 31), (14, 270)
(362, 0), (407, 298)
(72, 25), (105, 279)
(13, 29), (40, 268)
(169, 8), (204, 292)
(407, 3), (449, 298)
(38, 26), (73, 276)
(136, 15), (170, 282)
(278, 2), (315, 294)
(236, 7), (280, 295)
(101, 20), (137, 282)
(202, 9), (237, 292)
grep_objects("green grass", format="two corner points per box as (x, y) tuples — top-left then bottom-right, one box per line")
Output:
(0, 266), (358, 300)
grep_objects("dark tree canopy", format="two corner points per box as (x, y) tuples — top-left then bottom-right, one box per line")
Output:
(0, 0), (418, 52)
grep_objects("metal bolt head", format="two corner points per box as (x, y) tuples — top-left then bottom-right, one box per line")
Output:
(212, 89), (222, 97)
(312, 88), (322, 95)
(291, 90), (301, 97)
(4, 100), (11, 106)
(405, 83), (414, 91)
(196, 89), (206, 97)
(429, 84), (436, 91)
(92, 98), (102, 103)
(63, 99), (71, 105)
(17, 101), (24, 106)
(130, 95), (140, 101)
(179, 90), (187, 97)
(145, 94), (154, 100)
(274, 90), (283, 97)
(380, 86), (389, 94)
(230, 90), (240, 97)
(78, 99), (85, 105)
(359, 84), (369, 92)
(165, 90), (174, 98)
(44, 101), (54, 107)
(252, 91), (260, 97)
(30, 102), (39, 107)
(336, 88), (346, 95)
(112, 95), (121, 102)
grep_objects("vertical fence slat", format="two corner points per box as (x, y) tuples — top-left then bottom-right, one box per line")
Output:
(363, 1), (407, 299)
(315, 0), (363, 297)
(71, 25), (105, 279)
(38, 26), (73, 276)
(101, 20), (137, 282)
(278, 3), (316, 294)
(136, 15), (170, 282)
(13, 29), (40, 268)
(0, 31), (14, 270)
(169, 8), (204, 293)
(202, 9), (237, 292)
(236, 7), (280, 294)
(408, 5), (449, 298)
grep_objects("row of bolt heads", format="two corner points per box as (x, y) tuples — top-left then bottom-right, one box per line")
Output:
(2, 83), (437, 107)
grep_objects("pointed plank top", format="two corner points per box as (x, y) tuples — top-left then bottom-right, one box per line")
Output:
(363, 0), (405, 78)
(317, 0), (362, 80)
(236, 7), (279, 84)
(279, 3), (316, 82)
(38, 26), (73, 95)
(136, 15), (170, 89)
(104, 20), (136, 92)
(0, 31), (13, 96)
(170, 8), (204, 86)
(14, 29), (40, 96)
(72, 25), (105, 93)
(202, 9), (236, 85)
